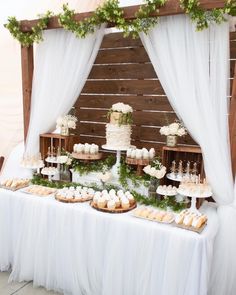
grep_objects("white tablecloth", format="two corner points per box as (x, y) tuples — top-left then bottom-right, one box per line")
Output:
(0, 188), (219, 295)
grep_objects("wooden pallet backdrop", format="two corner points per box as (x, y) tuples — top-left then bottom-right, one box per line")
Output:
(72, 31), (236, 155)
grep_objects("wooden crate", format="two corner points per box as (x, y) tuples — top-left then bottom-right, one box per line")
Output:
(39, 133), (80, 160)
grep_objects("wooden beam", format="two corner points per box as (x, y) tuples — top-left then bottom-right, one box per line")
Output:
(21, 45), (34, 141)
(20, 0), (226, 32)
(230, 64), (236, 176)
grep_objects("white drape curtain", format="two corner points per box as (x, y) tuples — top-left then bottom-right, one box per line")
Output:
(25, 25), (106, 154)
(140, 16), (236, 295)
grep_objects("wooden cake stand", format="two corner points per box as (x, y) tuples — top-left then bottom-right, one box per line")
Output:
(71, 152), (103, 163)
(125, 157), (150, 176)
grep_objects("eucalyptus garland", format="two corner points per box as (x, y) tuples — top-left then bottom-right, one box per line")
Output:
(4, 11), (52, 47)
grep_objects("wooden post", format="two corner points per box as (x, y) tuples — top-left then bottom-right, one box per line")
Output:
(21, 45), (34, 141)
(230, 64), (236, 176)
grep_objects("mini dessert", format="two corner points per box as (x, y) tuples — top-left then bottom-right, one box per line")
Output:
(97, 196), (106, 208)
(73, 143), (99, 155)
(132, 206), (174, 224)
(24, 185), (56, 196)
(157, 185), (177, 196)
(1, 178), (30, 190)
(121, 198), (130, 210)
(91, 189), (136, 212)
(107, 200), (116, 210)
(175, 209), (208, 231)
(41, 167), (58, 176)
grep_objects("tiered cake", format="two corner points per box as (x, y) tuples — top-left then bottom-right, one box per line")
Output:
(105, 103), (133, 149)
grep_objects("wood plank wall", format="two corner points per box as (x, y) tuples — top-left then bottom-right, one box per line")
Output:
(73, 31), (236, 155)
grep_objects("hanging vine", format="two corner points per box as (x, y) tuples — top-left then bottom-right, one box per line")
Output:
(180, 0), (236, 30)
(58, 0), (167, 39)
(4, 11), (52, 47)
(4, 0), (236, 46)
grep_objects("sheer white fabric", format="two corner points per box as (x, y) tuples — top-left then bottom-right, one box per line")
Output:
(140, 15), (236, 295)
(25, 26), (105, 154)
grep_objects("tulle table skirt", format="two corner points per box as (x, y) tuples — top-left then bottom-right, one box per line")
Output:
(0, 189), (219, 295)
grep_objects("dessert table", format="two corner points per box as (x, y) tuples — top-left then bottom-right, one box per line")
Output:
(0, 188), (219, 295)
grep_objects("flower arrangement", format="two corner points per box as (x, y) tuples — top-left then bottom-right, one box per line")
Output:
(56, 115), (77, 131)
(159, 122), (187, 137)
(143, 159), (166, 179)
(57, 155), (72, 166)
(111, 102), (133, 114)
(107, 102), (133, 125)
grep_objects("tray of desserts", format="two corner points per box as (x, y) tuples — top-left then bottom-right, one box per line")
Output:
(125, 157), (150, 166)
(71, 152), (103, 161)
(90, 189), (136, 213)
(174, 209), (207, 233)
(0, 178), (30, 191)
(21, 185), (57, 197)
(157, 185), (178, 196)
(55, 186), (95, 203)
(132, 206), (175, 224)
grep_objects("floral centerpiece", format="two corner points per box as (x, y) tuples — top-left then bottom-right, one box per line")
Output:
(159, 121), (187, 147)
(143, 159), (166, 199)
(107, 102), (133, 125)
(56, 115), (78, 136)
(57, 154), (72, 181)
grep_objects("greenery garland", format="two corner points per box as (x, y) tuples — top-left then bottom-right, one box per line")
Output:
(31, 175), (186, 212)
(4, 11), (52, 47)
(180, 0), (236, 30)
(4, 0), (236, 46)
(58, 0), (166, 39)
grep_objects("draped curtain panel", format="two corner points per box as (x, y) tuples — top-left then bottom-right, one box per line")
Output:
(140, 15), (236, 295)
(25, 26), (106, 155)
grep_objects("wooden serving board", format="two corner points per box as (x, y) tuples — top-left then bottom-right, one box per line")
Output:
(0, 184), (30, 192)
(126, 157), (150, 166)
(55, 195), (93, 203)
(72, 152), (103, 160)
(90, 201), (137, 214)
(173, 222), (207, 234)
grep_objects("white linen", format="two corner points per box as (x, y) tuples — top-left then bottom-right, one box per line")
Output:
(25, 26), (105, 155)
(0, 189), (218, 295)
(140, 16), (236, 294)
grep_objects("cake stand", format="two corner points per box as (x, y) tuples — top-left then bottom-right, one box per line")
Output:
(177, 188), (212, 212)
(102, 145), (135, 180)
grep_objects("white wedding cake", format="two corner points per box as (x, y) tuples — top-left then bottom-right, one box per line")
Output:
(105, 103), (133, 149)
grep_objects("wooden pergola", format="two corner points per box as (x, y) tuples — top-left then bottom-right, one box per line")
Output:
(19, 0), (236, 174)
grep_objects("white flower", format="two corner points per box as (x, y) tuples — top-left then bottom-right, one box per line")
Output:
(66, 158), (72, 165)
(68, 120), (76, 129)
(177, 127), (186, 137)
(98, 172), (111, 182)
(160, 126), (170, 136)
(169, 123), (180, 135)
(58, 156), (68, 164)
(112, 102), (133, 113)
(143, 164), (166, 179)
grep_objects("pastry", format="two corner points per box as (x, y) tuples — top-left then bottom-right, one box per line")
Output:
(107, 200), (116, 210)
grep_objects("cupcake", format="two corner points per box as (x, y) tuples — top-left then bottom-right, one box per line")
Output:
(127, 194), (135, 205)
(114, 196), (121, 208)
(107, 200), (116, 210)
(97, 196), (106, 208)
(121, 198), (130, 210)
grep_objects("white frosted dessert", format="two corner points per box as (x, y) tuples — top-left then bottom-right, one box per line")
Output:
(105, 102), (133, 149)
(105, 124), (131, 149)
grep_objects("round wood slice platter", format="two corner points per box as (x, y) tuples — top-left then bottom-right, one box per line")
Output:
(72, 152), (103, 160)
(55, 195), (93, 203)
(90, 200), (137, 214)
(126, 157), (150, 166)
